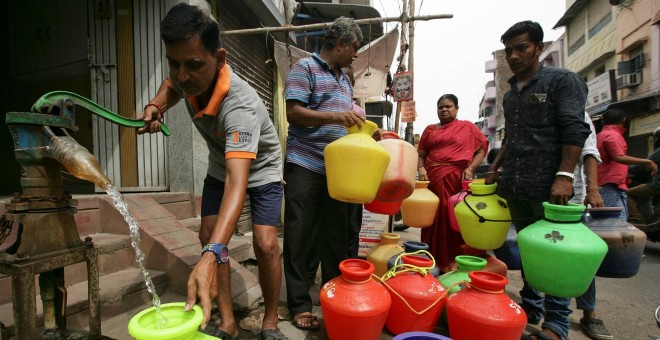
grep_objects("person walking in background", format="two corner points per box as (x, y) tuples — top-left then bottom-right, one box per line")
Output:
(485, 20), (592, 340)
(627, 126), (660, 239)
(282, 17), (364, 331)
(417, 94), (487, 272)
(137, 4), (286, 339)
(570, 114), (613, 340)
(596, 108), (658, 220)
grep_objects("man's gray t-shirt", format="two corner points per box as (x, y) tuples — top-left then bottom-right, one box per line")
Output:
(170, 65), (282, 187)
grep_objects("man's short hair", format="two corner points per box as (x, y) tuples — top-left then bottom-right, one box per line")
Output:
(322, 17), (363, 51)
(161, 3), (220, 53)
(501, 20), (544, 45)
(602, 109), (626, 125)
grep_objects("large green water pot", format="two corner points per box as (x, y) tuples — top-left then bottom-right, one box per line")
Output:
(517, 202), (608, 298)
(128, 302), (217, 340)
(454, 182), (511, 250)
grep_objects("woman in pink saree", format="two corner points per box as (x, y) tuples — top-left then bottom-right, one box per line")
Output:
(417, 94), (488, 271)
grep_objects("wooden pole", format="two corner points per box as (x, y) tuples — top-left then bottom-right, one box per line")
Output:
(393, 0), (409, 138)
(404, 0), (416, 145)
(218, 14), (452, 36)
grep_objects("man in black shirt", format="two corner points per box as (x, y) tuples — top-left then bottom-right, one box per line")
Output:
(486, 21), (592, 340)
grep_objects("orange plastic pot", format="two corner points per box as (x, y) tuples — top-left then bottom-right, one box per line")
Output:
(400, 181), (439, 228)
(376, 132), (418, 202)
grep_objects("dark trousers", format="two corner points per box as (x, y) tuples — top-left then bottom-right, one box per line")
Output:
(283, 163), (356, 315)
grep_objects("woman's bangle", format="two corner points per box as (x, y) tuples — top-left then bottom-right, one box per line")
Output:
(467, 167), (473, 171)
(144, 103), (163, 117)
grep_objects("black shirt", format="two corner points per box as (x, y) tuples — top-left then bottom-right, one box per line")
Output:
(497, 65), (591, 201)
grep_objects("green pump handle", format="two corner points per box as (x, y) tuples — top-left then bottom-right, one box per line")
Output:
(32, 91), (171, 136)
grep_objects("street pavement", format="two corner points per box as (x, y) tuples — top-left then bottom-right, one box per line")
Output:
(102, 226), (660, 340)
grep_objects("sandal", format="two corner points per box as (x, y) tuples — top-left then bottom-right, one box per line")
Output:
(527, 331), (554, 340)
(292, 312), (320, 331)
(580, 317), (613, 340)
(260, 328), (288, 340)
(215, 328), (240, 340)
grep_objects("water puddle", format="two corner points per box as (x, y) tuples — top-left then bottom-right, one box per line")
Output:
(105, 184), (167, 328)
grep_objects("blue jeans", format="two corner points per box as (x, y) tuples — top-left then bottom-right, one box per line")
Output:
(508, 200), (572, 339)
(599, 184), (628, 220)
(575, 279), (596, 311)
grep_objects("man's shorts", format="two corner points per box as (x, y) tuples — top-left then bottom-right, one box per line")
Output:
(201, 175), (283, 226)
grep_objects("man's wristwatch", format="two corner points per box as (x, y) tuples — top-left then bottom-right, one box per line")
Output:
(555, 171), (575, 183)
(202, 243), (229, 264)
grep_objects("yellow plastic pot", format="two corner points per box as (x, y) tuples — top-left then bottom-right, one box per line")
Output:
(366, 232), (405, 277)
(454, 182), (511, 250)
(324, 120), (390, 203)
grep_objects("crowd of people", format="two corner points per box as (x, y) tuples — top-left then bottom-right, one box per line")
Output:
(135, 4), (659, 340)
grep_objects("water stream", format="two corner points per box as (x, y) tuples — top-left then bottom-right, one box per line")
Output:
(105, 184), (167, 328)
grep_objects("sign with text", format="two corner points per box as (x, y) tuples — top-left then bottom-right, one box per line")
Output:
(400, 100), (417, 123)
(392, 71), (414, 102)
(358, 208), (388, 258)
(586, 70), (616, 111)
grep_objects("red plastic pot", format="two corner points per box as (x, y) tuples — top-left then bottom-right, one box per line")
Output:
(365, 197), (403, 215)
(320, 259), (391, 340)
(446, 271), (526, 340)
(384, 255), (447, 335)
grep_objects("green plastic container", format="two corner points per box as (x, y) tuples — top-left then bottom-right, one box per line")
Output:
(454, 182), (511, 250)
(128, 302), (217, 340)
(517, 202), (607, 298)
(438, 255), (488, 294)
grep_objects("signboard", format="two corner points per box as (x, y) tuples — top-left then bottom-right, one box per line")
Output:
(401, 101), (417, 123)
(585, 70), (616, 111)
(358, 208), (389, 258)
(392, 71), (414, 102)
(629, 110), (660, 137)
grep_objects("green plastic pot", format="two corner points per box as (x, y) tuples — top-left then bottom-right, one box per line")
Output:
(128, 302), (216, 340)
(517, 202), (607, 298)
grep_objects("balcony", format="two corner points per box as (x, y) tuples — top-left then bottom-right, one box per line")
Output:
(485, 59), (497, 73)
(484, 84), (496, 101)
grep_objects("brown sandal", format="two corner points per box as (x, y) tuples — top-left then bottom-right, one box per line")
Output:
(292, 313), (320, 330)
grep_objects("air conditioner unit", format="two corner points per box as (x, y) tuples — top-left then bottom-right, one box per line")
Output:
(616, 72), (642, 89)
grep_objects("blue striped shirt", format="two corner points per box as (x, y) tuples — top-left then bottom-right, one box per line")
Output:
(284, 53), (353, 175)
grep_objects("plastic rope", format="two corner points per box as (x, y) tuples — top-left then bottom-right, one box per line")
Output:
(372, 274), (466, 316)
(373, 250), (464, 316)
(460, 189), (515, 223)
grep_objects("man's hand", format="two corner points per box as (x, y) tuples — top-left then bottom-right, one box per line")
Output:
(646, 160), (658, 176)
(137, 105), (163, 135)
(484, 171), (499, 185)
(549, 176), (574, 205)
(334, 110), (365, 128)
(584, 188), (604, 208)
(185, 254), (218, 329)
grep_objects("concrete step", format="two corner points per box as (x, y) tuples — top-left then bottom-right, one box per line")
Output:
(0, 267), (167, 335)
(0, 233), (135, 307)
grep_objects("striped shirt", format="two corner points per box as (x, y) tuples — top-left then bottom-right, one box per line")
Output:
(284, 53), (353, 175)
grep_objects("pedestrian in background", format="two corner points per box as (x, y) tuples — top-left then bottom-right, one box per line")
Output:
(569, 114), (613, 340)
(627, 126), (660, 233)
(282, 16), (364, 331)
(138, 4), (286, 339)
(596, 108), (658, 220)
(486, 20), (591, 340)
